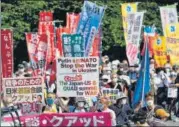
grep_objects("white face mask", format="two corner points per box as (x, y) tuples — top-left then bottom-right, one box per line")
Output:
(78, 102), (85, 108)
(19, 68), (25, 72)
(112, 78), (118, 83)
(121, 99), (127, 105)
(147, 100), (154, 107)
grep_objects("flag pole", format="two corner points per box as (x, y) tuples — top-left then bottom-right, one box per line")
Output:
(141, 30), (148, 107)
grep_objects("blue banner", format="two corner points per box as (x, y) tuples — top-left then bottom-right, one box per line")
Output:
(62, 34), (84, 57)
(132, 37), (150, 108)
(76, 1), (105, 56)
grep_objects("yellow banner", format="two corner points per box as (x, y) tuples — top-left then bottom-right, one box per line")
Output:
(166, 37), (179, 66)
(121, 3), (138, 43)
(165, 23), (179, 38)
(153, 36), (167, 67)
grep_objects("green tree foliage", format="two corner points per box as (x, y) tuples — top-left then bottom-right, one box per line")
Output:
(1, 0), (178, 69)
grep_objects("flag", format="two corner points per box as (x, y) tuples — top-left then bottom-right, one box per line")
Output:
(132, 35), (150, 108)
(141, 26), (157, 57)
(121, 3), (138, 43)
(76, 1), (105, 56)
(66, 13), (80, 33)
(1, 29), (13, 78)
(39, 11), (53, 22)
(126, 12), (144, 66)
(159, 4), (178, 36)
(153, 36), (167, 67)
(26, 33), (48, 76)
(165, 23), (179, 38)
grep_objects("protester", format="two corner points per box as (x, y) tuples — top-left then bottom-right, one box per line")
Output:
(109, 93), (133, 127)
(97, 96), (116, 126)
(42, 93), (61, 113)
(73, 97), (87, 113)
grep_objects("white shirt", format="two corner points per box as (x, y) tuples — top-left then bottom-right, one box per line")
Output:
(74, 108), (86, 113)
(154, 73), (171, 88)
(103, 108), (116, 126)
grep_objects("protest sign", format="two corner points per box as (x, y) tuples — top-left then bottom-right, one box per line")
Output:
(153, 36), (167, 67)
(165, 23), (179, 38)
(26, 33), (48, 76)
(66, 13), (80, 33)
(102, 88), (119, 101)
(76, 1), (105, 56)
(3, 112), (111, 127)
(1, 29), (13, 78)
(56, 57), (99, 97)
(3, 77), (44, 104)
(167, 87), (178, 98)
(62, 34), (84, 57)
(159, 4), (178, 36)
(21, 102), (42, 116)
(126, 12), (144, 66)
(166, 37), (179, 65)
(121, 3), (138, 43)
(39, 11), (53, 22)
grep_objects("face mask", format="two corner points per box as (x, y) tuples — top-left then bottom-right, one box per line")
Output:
(19, 68), (25, 72)
(46, 98), (54, 105)
(97, 103), (104, 111)
(78, 102), (85, 108)
(112, 78), (118, 83)
(147, 100), (153, 107)
(165, 68), (170, 73)
(122, 99), (127, 105)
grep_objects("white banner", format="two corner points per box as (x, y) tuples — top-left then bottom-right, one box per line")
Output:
(160, 4), (178, 36)
(3, 77), (44, 104)
(56, 57), (99, 97)
(126, 12), (144, 66)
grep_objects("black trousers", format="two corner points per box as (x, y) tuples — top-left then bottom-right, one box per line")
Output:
(157, 87), (167, 108)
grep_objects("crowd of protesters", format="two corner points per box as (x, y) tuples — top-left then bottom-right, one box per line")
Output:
(1, 55), (179, 126)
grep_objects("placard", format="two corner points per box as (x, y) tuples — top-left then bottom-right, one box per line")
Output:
(167, 87), (178, 98)
(102, 88), (119, 101)
(57, 57), (99, 97)
(3, 77), (44, 104)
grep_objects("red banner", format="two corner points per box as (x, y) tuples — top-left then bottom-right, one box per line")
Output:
(90, 27), (102, 57)
(1, 29), (13, 78)
(26, 33), (48, 76)
(56, 27), (70, 57)
(4, 112), (111, 127)
(66, 13), (80, 33)
(39, 11), (53, 22)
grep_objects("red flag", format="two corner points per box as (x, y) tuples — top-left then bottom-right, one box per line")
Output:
(39, 11), (53, 22)
(26, 33), (48, 76)
(66, 13), (80, 33)
(90, 27), (102, 57)
(56, 27), (70, 57)
(1, 29), (13, 78)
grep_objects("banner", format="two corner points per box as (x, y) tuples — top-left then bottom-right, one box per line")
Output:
(26, 33), (48, 76)
(102, 88), (119, 101)
(1, 29), (13, 78)
(76, 1), (105, 56)
(166, 37), (179, 65)
(66, 13), (80, 33)
(39, 11), (53, 22)
(141, 26), (157, 57)
(21, 102), (42, 116)
(38, 21), (54, 35)
(62, 34), (84, 57)
(2, 77), (43, 104)
(126, 12), (144, 66)
(3, 112), (111, 127)
(159, 4), (178, 36)
(56, 27), (71, 57)
(121, 3), (138, 43)
(90, 26), (102, 57)
(165, 23), (179, 38)
(56, 57), (99, 97)
(153, 36), (167, 67)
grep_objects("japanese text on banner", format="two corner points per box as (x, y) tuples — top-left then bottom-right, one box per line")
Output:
(57, 57), (99, 97)
(3, 77), (44, 104)
(1, 29), (13, 78)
